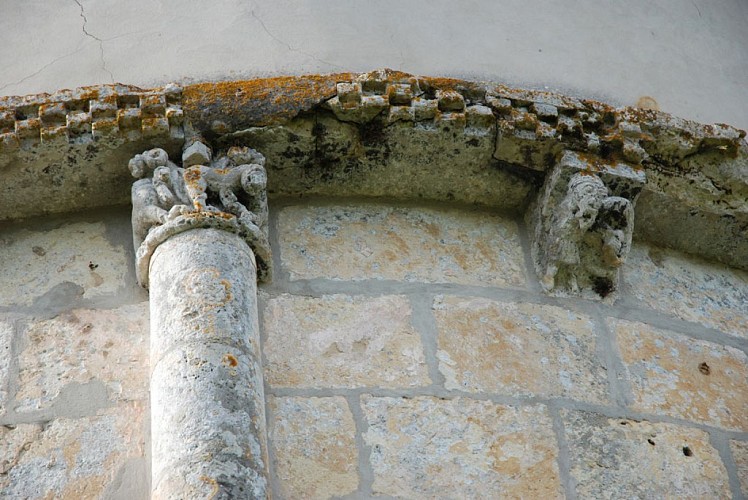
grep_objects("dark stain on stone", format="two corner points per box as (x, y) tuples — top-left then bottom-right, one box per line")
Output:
(591, 276), (614, 297)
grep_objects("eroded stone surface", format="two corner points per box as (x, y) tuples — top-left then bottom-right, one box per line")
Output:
(0, 221), (128, 307)
(612, 318), (748, 430)
(563, 410), (731, 498)
(130, 144), (271, 286)
(15, 303), (149, 412)
(0, 402), (147, 499)
(529, 151), (645, 299)
(730, 440), (748, 496)
(0, 320), (12, 416)
(149, 229), (268, 499)
(279, 205), (526, 287)
(263, 294), (429, 389)
(268, 396), (358, 499)
(362, 396), (562, 498)
(434, 296), (608, 403)
(623, 243), (748, 338)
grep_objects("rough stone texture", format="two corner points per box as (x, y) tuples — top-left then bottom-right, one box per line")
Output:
(563, 410), (731, 498)
(623, 243), (748, 339)
(279, 204), (526, 287)
(0, 221), (128, 307)
(529, 150), (645, 299)
(362, 396), (562, 498)
(0, 402), (147, 499)
(730, 440), (748, 496)
(263, 294), (429, 389)
(15, 303), (149, 413)
(1, 69), (746, 273)
(268, 396), (358, 499)
(434, 296), (608, 404)
(0, 320), (12, 416)
(130, 144), (271, 286)
(612, 318), (748, 431)
(149, 228), (268, 499)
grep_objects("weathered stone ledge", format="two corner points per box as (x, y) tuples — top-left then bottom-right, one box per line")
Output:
(1, 69), (746, 271)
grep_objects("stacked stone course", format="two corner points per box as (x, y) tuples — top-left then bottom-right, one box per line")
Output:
(261, 200), (748, 499)
(1, 71), (747, 498)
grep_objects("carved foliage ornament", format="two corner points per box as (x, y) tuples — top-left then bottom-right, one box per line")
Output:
(129, 141), (271, 286)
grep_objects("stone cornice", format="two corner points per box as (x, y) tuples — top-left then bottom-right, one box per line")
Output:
(1, 69), (746, 272)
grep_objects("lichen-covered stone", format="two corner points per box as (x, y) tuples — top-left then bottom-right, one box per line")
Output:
(563, 410), (731, 498)
(279, 205), (526, 287)
(362, 396), (562, 498)
(15, 303), (149, 413)
(612, 318), (748, 431)
(268, 396), (358, 499)
(434, 296), (608, 403)
(730, 440), (748, 496)
(623, 243), (748, 339)
(0, 403), (147, 499)
(0, 320), (12, 416)
(263, 294), (429, 389)
(0, 222), (129, 307)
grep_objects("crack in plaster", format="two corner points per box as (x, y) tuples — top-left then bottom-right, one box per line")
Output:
(73, 0), (114, 83)
(0, 45), (87, 93)
(247, 1), (344, 71)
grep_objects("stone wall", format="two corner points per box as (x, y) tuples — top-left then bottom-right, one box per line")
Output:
(2, 198), (745, 498)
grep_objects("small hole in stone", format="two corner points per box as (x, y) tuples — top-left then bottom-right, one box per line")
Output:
(647, 438), (655, 446)
(698, 362), (710, 375)
(683, 446), (693, 457)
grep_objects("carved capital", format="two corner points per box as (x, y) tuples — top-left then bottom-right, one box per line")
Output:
(529, 151), (646, 299)
(129, 141), (271, 287)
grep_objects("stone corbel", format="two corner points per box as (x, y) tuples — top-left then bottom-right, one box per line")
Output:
(129, 140), (271, 498)
(529, 150), (646, 299)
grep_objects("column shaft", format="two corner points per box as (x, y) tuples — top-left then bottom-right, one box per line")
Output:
(148, 228), (268, 499)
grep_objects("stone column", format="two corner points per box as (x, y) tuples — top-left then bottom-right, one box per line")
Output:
(129, 142), (272, 499)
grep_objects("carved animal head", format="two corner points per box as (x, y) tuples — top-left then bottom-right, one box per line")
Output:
(128, 148), (169, 178)
(567, 174), (608, 231)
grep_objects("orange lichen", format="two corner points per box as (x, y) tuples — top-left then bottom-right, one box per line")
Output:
(223, 353), (238, 367)
(182, 72), (355, 127)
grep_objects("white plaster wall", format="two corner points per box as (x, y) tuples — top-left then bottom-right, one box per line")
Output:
(1, 0), (747, 130)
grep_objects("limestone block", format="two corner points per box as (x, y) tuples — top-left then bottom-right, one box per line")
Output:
(623, 243), (748, 339)
(730, 440), (748, 496)
(0, 222), (128, 307)
(263, 294), (429, 389)
(15, 303), (149, 413)
(268, 396), (358, 499)
(434, 296), (608, 403)
(279, 205), (526, 287)
(612, 318), (748, 431)
(362, 396), (562, 498)
(0, 402), (147, 499)
(529, 150), (646, 298)
(563, 410), (731, 498)
(0, 320), (12, 416)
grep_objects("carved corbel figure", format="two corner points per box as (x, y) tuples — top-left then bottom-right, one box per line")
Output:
(530, 151), (645, 298)
(129, 141), (272, 286)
